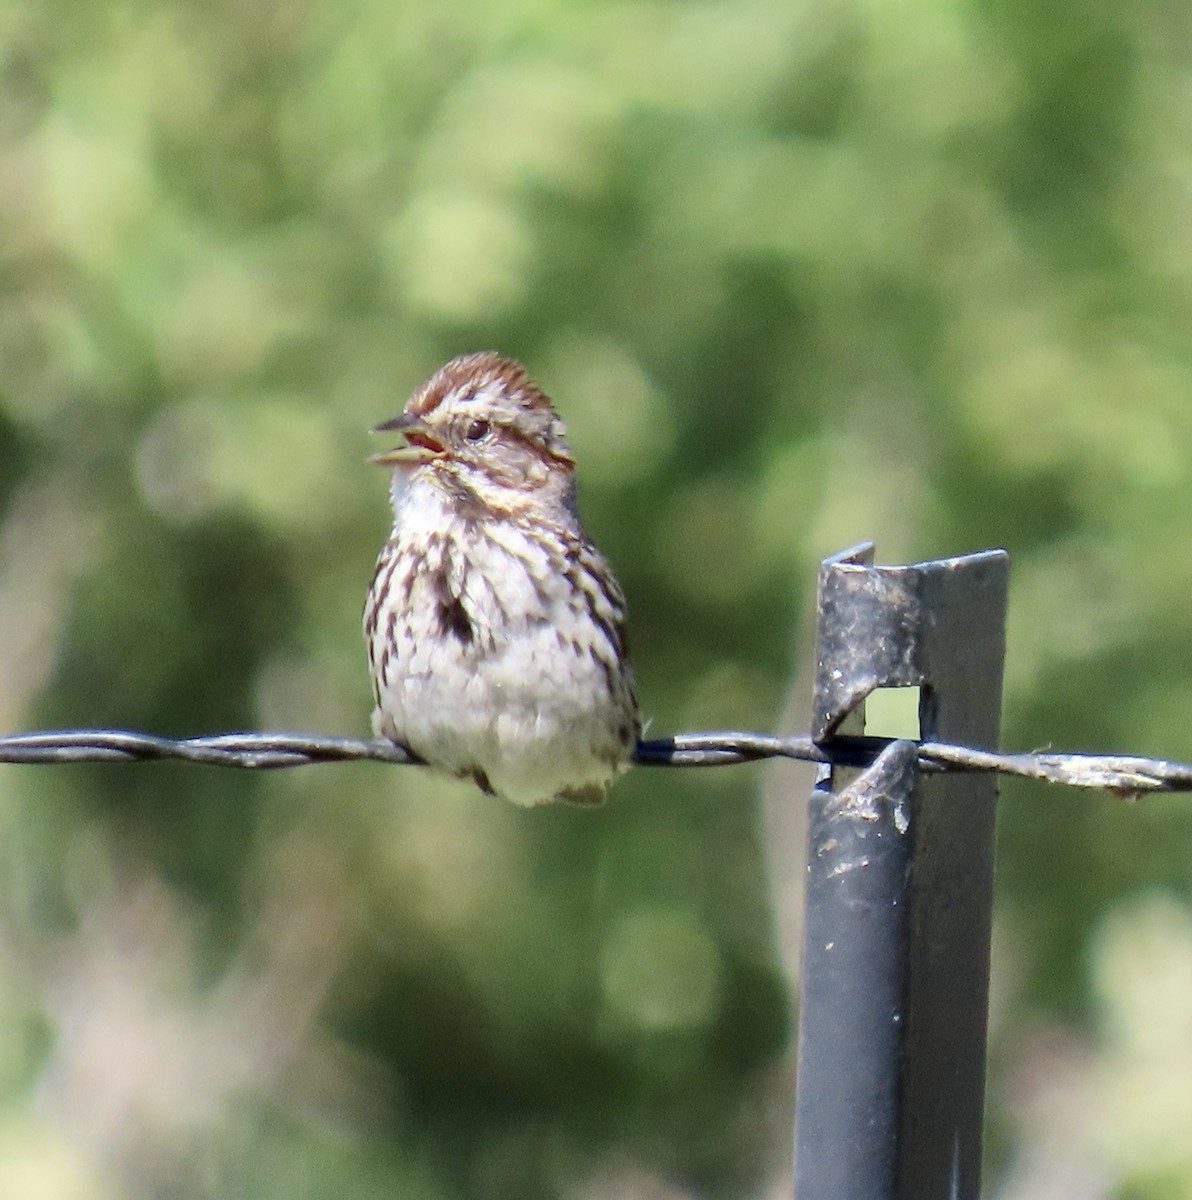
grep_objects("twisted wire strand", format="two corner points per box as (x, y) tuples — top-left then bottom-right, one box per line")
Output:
(0, 728), (1185, 795)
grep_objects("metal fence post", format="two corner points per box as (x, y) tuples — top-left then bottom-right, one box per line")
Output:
(792, 544), (1009, 1200)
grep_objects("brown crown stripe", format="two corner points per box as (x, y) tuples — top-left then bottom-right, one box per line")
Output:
(410, 353), (551, 416)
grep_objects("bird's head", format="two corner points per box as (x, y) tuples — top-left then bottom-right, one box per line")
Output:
(371, 353), (576, 512)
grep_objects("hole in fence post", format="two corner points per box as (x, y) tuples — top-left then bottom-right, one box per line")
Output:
(865, 686), (922, 740)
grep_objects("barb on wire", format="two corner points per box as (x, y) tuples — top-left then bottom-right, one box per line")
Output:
(0, 727), (1188, 795)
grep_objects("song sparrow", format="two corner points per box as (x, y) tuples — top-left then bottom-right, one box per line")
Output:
(364, 352), (640, 806)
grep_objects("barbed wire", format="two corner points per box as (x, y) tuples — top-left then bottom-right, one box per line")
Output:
(0, 728), (1187, 796)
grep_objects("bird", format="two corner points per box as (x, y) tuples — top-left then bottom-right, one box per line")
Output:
(363, 351), (640, 806)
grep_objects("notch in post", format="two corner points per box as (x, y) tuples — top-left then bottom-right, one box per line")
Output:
(793, 544), (1009, 1200)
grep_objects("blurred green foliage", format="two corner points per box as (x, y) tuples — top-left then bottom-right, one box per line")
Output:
(2, 0), (1192, 1196)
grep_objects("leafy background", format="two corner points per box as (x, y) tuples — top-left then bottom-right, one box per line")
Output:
(1, 0), (1191, 1196)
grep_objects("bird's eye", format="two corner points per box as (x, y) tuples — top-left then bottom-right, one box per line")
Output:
(465, 419), (491, 442)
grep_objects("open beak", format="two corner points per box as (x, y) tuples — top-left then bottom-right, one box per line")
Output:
(368, 411), (449, 466)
